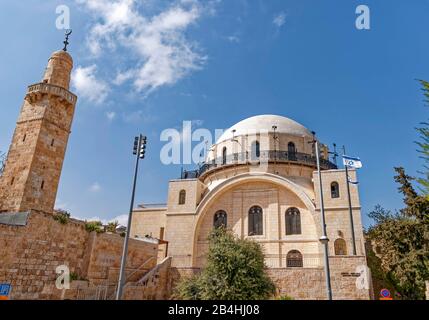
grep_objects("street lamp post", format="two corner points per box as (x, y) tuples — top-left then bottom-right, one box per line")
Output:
(312, 132), (333, 300)
(116, 134), (147, 300)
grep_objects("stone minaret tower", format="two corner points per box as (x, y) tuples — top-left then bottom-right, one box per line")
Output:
(0, 48), (77, 213)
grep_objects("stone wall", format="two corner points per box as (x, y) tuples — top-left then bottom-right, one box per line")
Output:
(0, 210), (159, 300)
(171, 256), (372, 300)
(86, 232), (158, 285)
(268, 256), (371, 300)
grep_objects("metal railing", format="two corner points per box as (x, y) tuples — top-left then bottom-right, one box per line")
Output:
(194, 253), (323, 269)
(181, 150), (337, 179)
(26, 82), (77, 104)
(264, 253), (323, 269)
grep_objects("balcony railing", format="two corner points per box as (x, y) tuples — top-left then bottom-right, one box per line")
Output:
(26, 82), (77, 105)
(181, 150), (337, 179)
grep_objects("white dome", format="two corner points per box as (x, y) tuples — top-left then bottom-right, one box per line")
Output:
(216, 115), (313, 144)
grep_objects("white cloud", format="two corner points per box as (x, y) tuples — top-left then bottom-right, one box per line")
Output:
(89, 182), (102, 192)
(226, 35), (240, 43)
(71, 65), (109, 104)
(106, 111), (116, 121)
(77, 0), (214, 95)
(110, 214), (129, 226)
(273, 12), (286, 28)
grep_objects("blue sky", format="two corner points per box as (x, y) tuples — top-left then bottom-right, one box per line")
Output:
(0, 0), (428, 227)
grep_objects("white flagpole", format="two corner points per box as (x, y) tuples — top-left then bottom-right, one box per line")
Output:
(343, 146), (357, 256)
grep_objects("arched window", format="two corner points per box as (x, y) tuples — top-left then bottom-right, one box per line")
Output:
(251, 140), (260, 160)
(222, 147), (227, 165)
(288, 142), (296, 160)
(178, 190), (186, 205)
(334, 238), (347, 256)
(285, 207), (301, 235)
(248, 206), (263, 236)
(213, 210), (227, 229)
(286, 250), (303, 267)
(331, 182), (340, 198)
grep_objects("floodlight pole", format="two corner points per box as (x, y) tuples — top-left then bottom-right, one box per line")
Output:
(116, 134), (143, 300)
(312, 132), (333, 300)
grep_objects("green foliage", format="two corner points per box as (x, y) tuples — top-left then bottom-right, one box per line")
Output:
(70, 272), (79, 281)
(53, 209), (70, 224)
(363, 241), (398, 299)
(106, 221), (119, 233)
(85, 221), (104, 233)
(174, 228), (276, 300)
(416, 80), (429, 198)
(367, 168), (429, 300)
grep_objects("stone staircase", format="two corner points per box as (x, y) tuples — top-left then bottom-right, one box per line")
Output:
(74, 256), (172, 300)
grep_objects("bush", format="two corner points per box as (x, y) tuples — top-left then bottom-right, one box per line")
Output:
(106, 221), (119, 233)
(174, 228), (276, 300)
(53, 210), (70, 224)
(85, 221), (104, 233)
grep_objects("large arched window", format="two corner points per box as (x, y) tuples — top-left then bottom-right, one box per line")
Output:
(288, 142), (296, 160)
(251, 140), (260, 160)
(285, 207), (301, 235)
(222, 147), (227, 165)
(178, 190), (186, 205)
(286, 250), (303, 267)
(213, 210), (227, 229)
(331, 182), (340, 198)
(334, 238), (347, 256)
(248, 206), (263, 236)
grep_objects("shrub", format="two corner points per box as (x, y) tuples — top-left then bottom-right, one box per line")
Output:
(85, 221), (104, 233)
(53, 210), (70, 224)
(174, 228), (276, 300)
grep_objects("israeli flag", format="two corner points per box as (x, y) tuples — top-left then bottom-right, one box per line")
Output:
(348, 177), (359, 185)
(343, 155), (363, 169)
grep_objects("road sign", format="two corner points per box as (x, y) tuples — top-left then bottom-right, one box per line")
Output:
(379, 288), (392, 300)
(0, 283), (11, 300)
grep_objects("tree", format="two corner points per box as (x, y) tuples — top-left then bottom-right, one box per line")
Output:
(416, 80), (429, 199)
(174, 228), (276, 300)
(367, 168), (429, 299)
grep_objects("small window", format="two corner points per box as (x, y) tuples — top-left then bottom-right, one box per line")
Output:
(285, 207), (301, 235)
(251, 141), (260, 160)
(222, 147), (227, 165)
(331, 182), (340, 198)
(10, 177), (15, 186)
(334, 238), (347, 256)
(248, 206), (263, 236)
(286, 250), (303, 267)
(51, 139), (55, 147)
(178, 190), (186, 205)
(41, 180), (45, 190)
(22, 134), (26, 142)
(288, 142), (296, 160)
(213, 210), (227, 229)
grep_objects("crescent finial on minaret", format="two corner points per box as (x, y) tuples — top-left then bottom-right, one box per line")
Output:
(63, 29), (72, 52)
